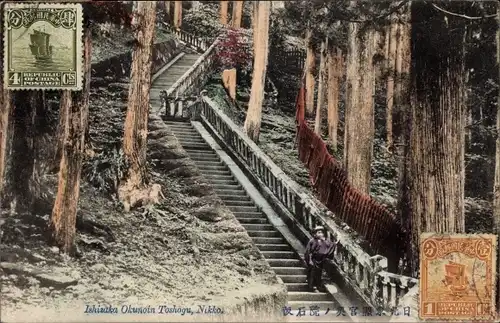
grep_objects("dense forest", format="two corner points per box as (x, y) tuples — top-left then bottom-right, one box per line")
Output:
(1, 0), (500, 319)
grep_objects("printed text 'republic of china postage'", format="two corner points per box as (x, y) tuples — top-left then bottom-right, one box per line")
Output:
(3, 2), (83, 90)
(419, 233), (497, 321)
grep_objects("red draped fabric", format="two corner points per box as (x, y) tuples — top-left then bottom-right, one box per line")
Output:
(292, 83), (405, 263)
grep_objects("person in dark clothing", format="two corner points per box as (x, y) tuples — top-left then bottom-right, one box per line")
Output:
(304, 226), (336, 293)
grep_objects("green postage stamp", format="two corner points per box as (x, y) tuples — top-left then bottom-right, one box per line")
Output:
(3, 3), (83, 90)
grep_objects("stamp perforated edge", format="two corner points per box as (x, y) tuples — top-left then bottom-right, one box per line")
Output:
(3, 2), (83, 91)
(419, 232), (498, 321)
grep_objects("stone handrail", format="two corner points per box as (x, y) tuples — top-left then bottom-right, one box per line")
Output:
(166, 38), (219, 101)
(161, 22), (209, 52)
(197, 95), (418, 313)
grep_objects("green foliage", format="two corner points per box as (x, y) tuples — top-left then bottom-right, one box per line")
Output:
(182, 5), (222, 40)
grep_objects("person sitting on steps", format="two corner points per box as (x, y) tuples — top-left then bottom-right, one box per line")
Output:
(304, 226), (336, 293)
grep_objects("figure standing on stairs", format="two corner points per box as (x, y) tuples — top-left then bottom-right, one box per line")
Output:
(305, 226), (336, 293)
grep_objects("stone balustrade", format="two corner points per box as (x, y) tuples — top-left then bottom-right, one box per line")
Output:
(161, 22), (209, 52)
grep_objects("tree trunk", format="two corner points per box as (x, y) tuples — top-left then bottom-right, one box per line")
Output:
(220, 1), (228, 25)
(386, 17), (398, 153)
(327, 46), (343, 151)
(50, 29), (92, 254)
(121, 1), (157, 198)
(165, 1), (170, 15)
(173, 1), (182, 28)
(243, 1), (270, 143)
(493, 2), (500, 312)
(231, 1), (244, 28)
(252, 1), (258, 55)
(343, 21), (377, 194)
(314, 39), (327, 135)
(8, 91), (42, 212)
(0, 12), (11, 200)
(305, 29), (315, 116)
(54, 91), (71, 169)
(406, 2), (467, 276)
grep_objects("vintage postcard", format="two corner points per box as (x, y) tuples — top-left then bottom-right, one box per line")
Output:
(3, 2), (83, 90)
(419, 233), (497, 321)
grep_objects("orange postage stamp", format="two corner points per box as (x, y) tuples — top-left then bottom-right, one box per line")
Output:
(419, 233), (497, 321)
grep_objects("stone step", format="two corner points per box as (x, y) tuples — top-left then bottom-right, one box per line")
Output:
(273, 267), (307, 275)
(171, 130), (200, 137)
(213, 189), (246, 196)
(285, 283), (310, 292)
(203, 169), (232, 176)
(217, 194), (250, 201)
(165, 122), (192, 128)
(212, 184), (242, 191)
(252, 237), (285, 245)
(279, 275), (307, 283)
(194, 160), (224, 167)
(267, 259), (303, 267)
(180, 143), (212, 150)
(232, 212), (265, 219)
(227, 205), (259, 213)
(287, 292), (331, 302)
(223, 200), (255, 207)
(241, 224), (275, 231)
(196, 164), (227, 172)
(256, 244), (291, 251)
(177, 137), (205, 143)
(205, 178), (239, 186)
(204, 175), (234, 182)
(261, 251), (297, 259)
(238, 218), (269, 224)
(247, 230), (281, 238)
(187, 155), (220, 162)
(286, 301), (337, 312)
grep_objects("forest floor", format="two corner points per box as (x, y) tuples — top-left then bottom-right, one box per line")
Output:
(1, 26), (283, 322)
(204, 74), (494, 241)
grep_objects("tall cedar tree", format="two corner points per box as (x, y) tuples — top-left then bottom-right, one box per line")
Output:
(314, 39), (327, 134)
(244, 1), (270, 142)
(327, 46), (343, 150)
(305, 29), (315, 116)
(120, 1), (157, 203)
(494, 2), (500, 311)
(386, 15), (398, 152)
(220, 1), (228, 25)
(173, 1), (182, 28)
(50, 28), (92, 253)
(0, 6), (11, 201)
(231, 1), (244, 28)
(405, 2), (468, 275)
(344, 19), (378, 194)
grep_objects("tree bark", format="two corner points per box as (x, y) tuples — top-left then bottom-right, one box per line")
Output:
(173, 1), (182, 28)
(493, 2), (500, 312)
(50, 29), (92, 254)
(8, 91), (42, 212)
(406, 2), (467, 276)
(386, 16), (398, 153)
(327, 46), (343, 151)
(54, 91), (71, 169)
(314, 39), (327, 135)
(121, 1), (157, 194)
(305, 29), (316, 116)
(243, 1), (270, 143)
(343, 21), (377, 194)
(220, 1), (229, 25)
(0, 12), (11, 201)
(252, 1), (258, 55)
(231, 1), (244, 28)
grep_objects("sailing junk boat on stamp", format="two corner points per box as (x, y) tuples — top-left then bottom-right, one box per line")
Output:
(443, 261), (470, 296)
(29, 29), (53, 61)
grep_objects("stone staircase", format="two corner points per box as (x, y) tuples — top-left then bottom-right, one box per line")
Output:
(164, 120), (339, 312)
(150, 52), (201, 109)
